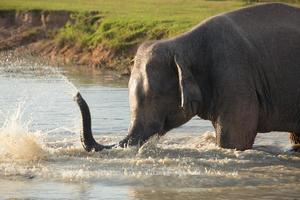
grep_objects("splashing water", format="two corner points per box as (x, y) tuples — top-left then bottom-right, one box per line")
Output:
(0, 103), (47, 161)
(0, 51), (78, 95)
(0, 51), (79, 163)
(0, 51), (80, 132)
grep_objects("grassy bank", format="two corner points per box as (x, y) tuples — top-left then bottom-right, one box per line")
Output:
(0, 0), (248, 51)
(0, 0), (299, 71)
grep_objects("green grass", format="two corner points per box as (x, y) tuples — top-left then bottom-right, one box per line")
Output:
(1, 0), (299, 53)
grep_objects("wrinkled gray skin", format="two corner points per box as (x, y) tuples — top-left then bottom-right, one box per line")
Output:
(78, 3), (300, 151)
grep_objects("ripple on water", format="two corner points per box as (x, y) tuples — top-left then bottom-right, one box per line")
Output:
(0, 116), (299, 188)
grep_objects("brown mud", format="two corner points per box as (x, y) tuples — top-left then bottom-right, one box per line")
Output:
(0, 10), (132, 75)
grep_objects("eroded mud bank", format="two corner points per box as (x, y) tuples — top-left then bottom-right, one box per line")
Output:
(0, 10), (131, 74)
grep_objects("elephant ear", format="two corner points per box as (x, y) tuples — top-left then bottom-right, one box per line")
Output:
(174, 56), (202, 116)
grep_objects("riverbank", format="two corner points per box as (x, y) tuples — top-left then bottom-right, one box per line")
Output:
(0, 10), (131, 73)
(0, 0), (299, 74)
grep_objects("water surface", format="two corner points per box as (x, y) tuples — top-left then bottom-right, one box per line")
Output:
(0, 53), (299, 199)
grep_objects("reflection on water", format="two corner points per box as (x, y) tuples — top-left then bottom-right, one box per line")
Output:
(0, 52), (299, 199)
(61, 65), (129, 87)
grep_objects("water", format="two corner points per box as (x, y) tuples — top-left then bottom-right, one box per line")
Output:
(0, 52), (299, 200)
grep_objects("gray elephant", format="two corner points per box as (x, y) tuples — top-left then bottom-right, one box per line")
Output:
(75, 3), (300, 151)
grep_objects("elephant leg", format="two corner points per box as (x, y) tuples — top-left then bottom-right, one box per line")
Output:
(214, 100), (258, 151)
(289, 132), (300, 152)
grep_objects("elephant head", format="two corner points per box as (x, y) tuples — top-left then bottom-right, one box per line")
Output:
(76, 41), (203, 152)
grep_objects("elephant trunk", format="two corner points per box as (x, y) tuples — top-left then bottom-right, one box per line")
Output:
(75, 92), (116, 152)
(118, 121), (161, 148)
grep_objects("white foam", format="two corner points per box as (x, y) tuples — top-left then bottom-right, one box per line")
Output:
(0, 103), (47, 161)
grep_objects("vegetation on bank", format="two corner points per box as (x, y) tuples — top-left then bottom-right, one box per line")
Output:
(0, 0), (299, 69)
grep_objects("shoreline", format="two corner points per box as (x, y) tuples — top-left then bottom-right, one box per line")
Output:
(0, 10), (133, 75)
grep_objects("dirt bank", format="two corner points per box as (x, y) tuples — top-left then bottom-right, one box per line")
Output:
(0, 10), (132, 75)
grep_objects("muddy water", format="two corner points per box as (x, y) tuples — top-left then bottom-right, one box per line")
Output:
(0, 53), (299, 200)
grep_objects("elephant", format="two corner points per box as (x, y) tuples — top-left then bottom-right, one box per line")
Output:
(75, 3), (300, 152)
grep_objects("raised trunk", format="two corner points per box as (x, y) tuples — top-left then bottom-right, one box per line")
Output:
(75, 92), (116, 152)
